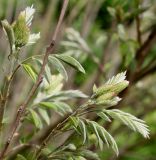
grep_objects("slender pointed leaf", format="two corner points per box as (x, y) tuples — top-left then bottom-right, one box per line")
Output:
(54, 54), (85, 73)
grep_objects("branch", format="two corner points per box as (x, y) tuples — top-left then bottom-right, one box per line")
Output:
(5, 143), (38, 159)
(135, 0), (142, 45)
(35, 102), (90, 159)
(0, 64), (20, 131)
(0, 0), (69, 159)
(136, 15), (142, 45)
(133, 64), (156, 83)
(135, 27), (156, 69)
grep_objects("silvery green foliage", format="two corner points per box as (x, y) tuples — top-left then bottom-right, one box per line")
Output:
(105, 71), (127, 85)
(0, 5), (150, 160)
(47, 143), (100, 160)
(0, 6), (88, 133)
(104, 109), (149, 138)
(61, 28), (91, 54)
(28, 74), (87, 128)
(66, 72), (149, 156)
(91, 72), (129, 107)
(61, 28), (91, 62)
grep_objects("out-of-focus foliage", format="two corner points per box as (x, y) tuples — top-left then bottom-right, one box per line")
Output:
(0, 0), (156, 160)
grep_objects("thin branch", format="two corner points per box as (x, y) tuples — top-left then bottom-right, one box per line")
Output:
(35, 102), (90, 159)
(135, 0), (142, 45)
(0, 0), (69, 159)
(136, 15), (142, 45)
(133, 64), (156, 83)
(135, 27), (156, 69)
(0, 64), (20, 131)
(6, 143), (38, 159)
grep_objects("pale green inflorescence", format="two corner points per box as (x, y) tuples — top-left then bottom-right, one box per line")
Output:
(1, 5), (40, 52)
(12, 14), (30, 48)
(92, 72), (129, 106)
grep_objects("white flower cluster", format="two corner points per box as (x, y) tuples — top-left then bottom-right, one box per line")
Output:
(21, 5), (40, 45)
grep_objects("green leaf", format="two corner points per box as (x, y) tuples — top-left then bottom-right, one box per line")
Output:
(105, 109), (150, 138)
(97, 112), (111, 122)
(75, 156), (87, 160)
(15, 154), (27, 160)
(69, 116), (79, 128)
(81, 150), (100, 160)
(32, 57), (51, 84)
(69, 116), (81, 134)
(89, 121), (104, 150)
(48, 56), (68, 81)
(93, 84), (97, 92)
(38, 108), (50, 125)
(107, 7), (116, 17)
(55, 101), (72, 113)
(106, 71), (126, 85)
(22, 63), (37, 82)
(54, 54), (85, 74)
(79, 119), (87, 144)
(44, 90), (88, 101)
(39, 101), (72, 116)
(87, 120), (118, 155)
(29, 109), (42, 129)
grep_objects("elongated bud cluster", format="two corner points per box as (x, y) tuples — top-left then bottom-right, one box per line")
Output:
(1, 5), (40, 57)
(96, 92), (115, 102)
(12, 14), (30, 48)
(91, 72), (129, 107)
(92, 80), (129, 98)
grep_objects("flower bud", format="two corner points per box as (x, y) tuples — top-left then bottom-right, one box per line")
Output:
(96, 92), (115, 102)
(110, 80), (129, 94)
(12, 14), (30, 48)
(92, 84), (114, 98)
(92, 80), (129, 99)
(96, 96), (121, 106)
(66, 144), (76, 151)
(96, 99), (114, 105)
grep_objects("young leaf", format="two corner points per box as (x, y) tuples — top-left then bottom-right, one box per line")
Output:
(89, 121), (104, 150)
(105, 109), (150, 138)
(87, 120), (118, 155)
(44, 90), (88, 101)
(97, 112), (111, 122)
(22, 63), (37, 82)
(54, 102), (72, 113)
(54, 54), (85, 74)
(69, 116), (81, 134)
(79, 119), (87, 144)
(29, 109), (42, 129)
(15, 154), (27, 160)
(106, 71), (126, 85)
(38, 108), (50, 125)
(39, 101), (72, 116)
(81, 150), (100, 160)
(32, 57), (51, 84)
(48, 56), (68, 81)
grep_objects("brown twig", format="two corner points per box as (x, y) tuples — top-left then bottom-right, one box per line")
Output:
(5, 143), (38, 159)
(0, 0), (69, 159)
(135, 0), (142, 45)
(35, 101), (90, 159)
(0, 64), (20, 131)
(135, 27), (156, 69)
(136, 15), (142, 45)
